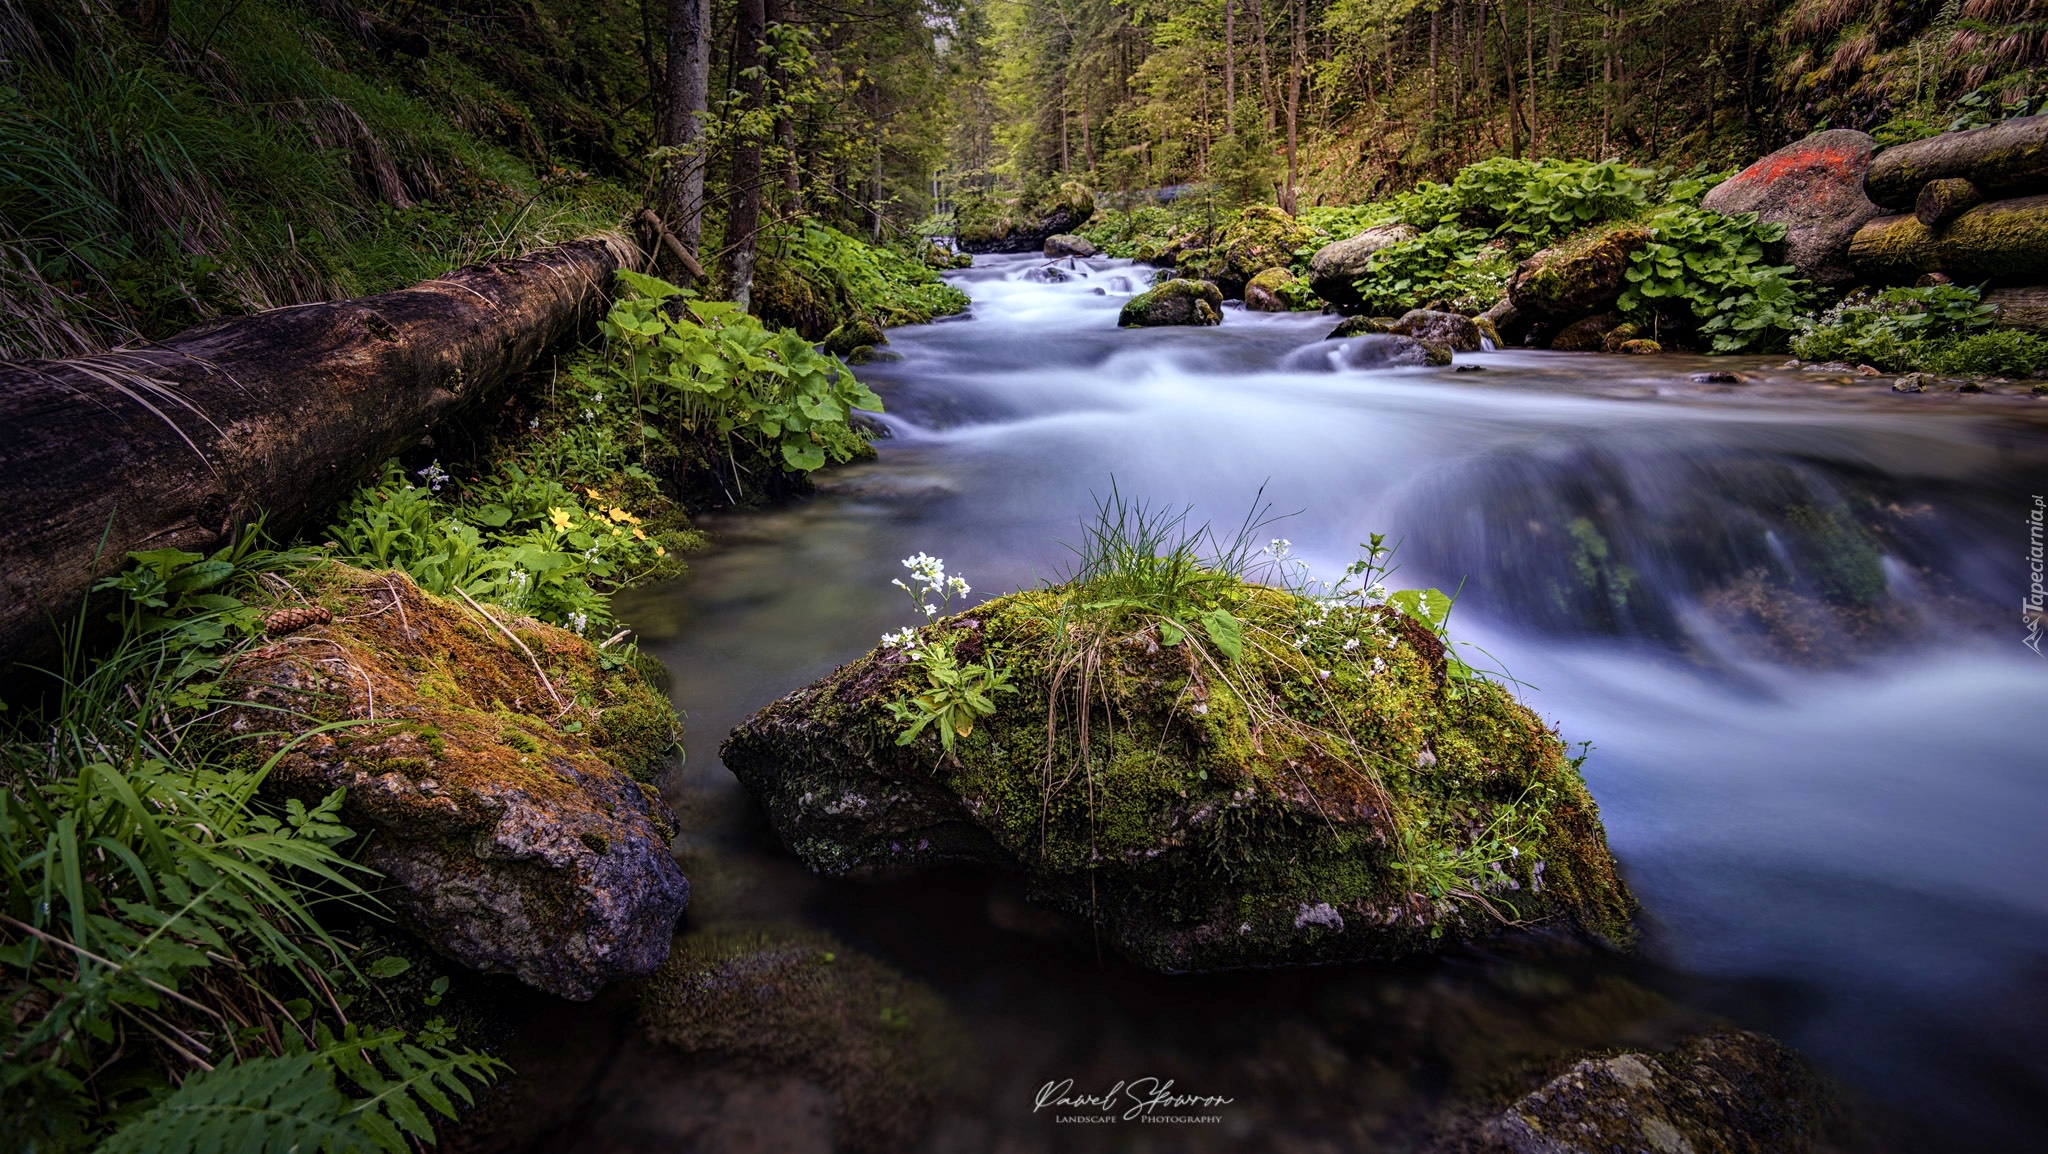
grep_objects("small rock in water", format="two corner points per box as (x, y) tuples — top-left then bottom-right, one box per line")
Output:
(1090, 286), (1106, 295)
(1956, 379), (1984, 393)
(1617, 338), (1662, 355)
(1892, 373), (1931, 393)
(1854, 363), (1883, 376)
(1691, 370), (1742, 384)
(1454, 363), (1486, 373)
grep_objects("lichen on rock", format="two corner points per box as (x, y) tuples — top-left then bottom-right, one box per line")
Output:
(721, 578), (1635, 974)
(1700, 128), (1884, 287)
(1119, 278), (1225, 327)
(1507, 224), (1653, 325)
(1393, 308), (1485, 351)
(1245, 266), (1298, 311)
(222, 564), (689, 1000)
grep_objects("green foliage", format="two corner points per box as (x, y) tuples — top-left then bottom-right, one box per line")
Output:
(1788, 283), (2046, 374)
(1618, 207), (1810, 352)
(2, 543), (501, 1152)
(764, 222), (970, 328)
(1441, 157), (1659, 245)
(1208, 105), (1281, 210)
(885, 640), (1017, 754)
(1350, 224), (1510, 315)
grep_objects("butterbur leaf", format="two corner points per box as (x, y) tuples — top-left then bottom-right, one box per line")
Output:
(1389, 588), (1454, 631)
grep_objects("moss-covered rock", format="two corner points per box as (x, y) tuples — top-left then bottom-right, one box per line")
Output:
(1427, 1030), (1843, 1154)
(1600, 322), (1642, 352)
(639, 927), (962, 1153)
(825, 318), (888, 357)
(1327, 315), (1400, 339)
(221, 564), (688, 1000)
(1472, 315), (1503, 348)
(1219, 205), (1317, 281)
(954, 182), (1096, 254)
(1548, 312), (1622, 352)
(1245, 266), (1297, 311)
(1044, 233), (1097, 258)
(1506, 224), (1653, 323)
(1618, 338), (1663, 355)
(1393, 308), (1484, 351)
(1848, 194), (2048, 284)
(1309, 223), (1420, 310)
(1119, 278), (1225, 327)
(720, 580), (1635, 973)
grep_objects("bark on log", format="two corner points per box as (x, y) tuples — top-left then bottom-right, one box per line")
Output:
(0, 234), (636, 667)
(1847, 195), (2048, 285)
(1865, 114), (2048, 209)
(1986, 285), (2048, 333)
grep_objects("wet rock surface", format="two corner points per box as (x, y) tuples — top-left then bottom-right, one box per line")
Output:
(224, 565), (688, 1000)
(1393, 308), (1485, 351)
(1700, 129), (1883, 287)
(1310, 222), (1420, 309)
(1507, 226), (1654, 325)
(1244, 266), (1297, 311)
(1044, 233), (1097, 258)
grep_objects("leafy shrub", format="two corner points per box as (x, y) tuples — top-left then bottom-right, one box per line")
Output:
(1618, 207), (1809, 352)
(2, 543), (502, 1152)
(1787, 283), (2046, 373)
(763, 222), (969, 327)
(1351, 225), (1511, 315)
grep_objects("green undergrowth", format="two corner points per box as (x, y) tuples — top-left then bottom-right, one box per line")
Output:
(753, 222), (969, 339)
(0, 536), (505, 1154)
(1791, 283), (2048, 376)
(0, 0), (644, 358)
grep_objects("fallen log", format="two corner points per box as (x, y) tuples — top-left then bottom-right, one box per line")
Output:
(1986, 285), (2048, 333)
(1865, 114), (2048, 209)
(0, 233), (637, 667)
(1847, 195), (2048, 285)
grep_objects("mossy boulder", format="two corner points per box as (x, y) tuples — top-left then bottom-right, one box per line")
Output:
(1327, 315), (1400, 339)
(222, 565), (688, 1000)
(825, 317), (887, 357)
(1217, 205), (1319, 292)
(1848, 194), (2048, 284)
(1430, 1030), (1842, 1154)
(1700, 128), (1884, 287)
(1548, 312), (1622, 352)
(639, 927), (962, 1152)
(1618, 338), (1663, 355)
(720, 581), (1635, 973)
(1119, 278), (1224, 327)
(1505, 223), (1653, 323)
(1392, 308), (1484, 352)
(1044, 233), (1097, 258)
(1309, 223), (1420, 310)
(954, 182), (1095, 254)
(1244, 266), (1297, 311)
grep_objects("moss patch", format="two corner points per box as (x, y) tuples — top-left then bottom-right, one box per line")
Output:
(722, 579), (1635, 973)
(1119, 278), (1225, 327)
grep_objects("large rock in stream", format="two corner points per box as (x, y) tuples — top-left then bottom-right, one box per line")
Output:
(721, 581), (1635, 973)
(1309, 222), (1420, 310)
(1701, 128), (1884, 287)
(224, 564), (689, 1000)
(1504, 224), (1652, 328)
(1119, 278), (1225, 326)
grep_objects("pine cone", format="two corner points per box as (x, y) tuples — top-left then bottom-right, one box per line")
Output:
(263, 606), (333, 636)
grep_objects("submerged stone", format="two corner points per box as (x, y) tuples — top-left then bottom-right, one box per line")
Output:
(224, 565), (688, 1000)
(1119, 278), (1225, 327)
(721, 581), (1635, 973)
(639, 927), (961, 1153)
(1393, 308), (1484, 351)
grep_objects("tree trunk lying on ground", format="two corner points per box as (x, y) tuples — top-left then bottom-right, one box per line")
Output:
(1847, 195), (2048, 284)
(0, 234), (637, 668)
(1864, 114), (2048, 209)
(1986, 285), (2048, 333)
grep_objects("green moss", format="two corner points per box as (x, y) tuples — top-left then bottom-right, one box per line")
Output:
(1217, 206), (1320, 280)
(723, 577), (1637, 973)
(1119, 278), (1225, 327)
(1848, 195), (2048, 283)
(1509, 222), (1653, 321)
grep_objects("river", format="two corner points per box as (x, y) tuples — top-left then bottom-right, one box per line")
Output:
(498, 253), (2048, 1152)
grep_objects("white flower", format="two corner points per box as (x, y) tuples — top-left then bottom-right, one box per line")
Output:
(592, 392), (603, 403)
(1266, 537), (1292, 559)
(528, 417), (540, 430)
(567, 611), (589, 635)
(582, 408), (596, 422)
(1316, 669), (1331, 681)
(948, 576), (970, 596)
(1367, 583), (1388, 601)
(1343, 637), (1360, 651)
(881, 628), (919, 649)
(922, 603), (939, 617)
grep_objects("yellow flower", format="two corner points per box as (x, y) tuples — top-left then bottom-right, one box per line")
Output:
(655, 546), (666, 557)
(625, 512), (642, 525)
(585, 487), (602, 500)
(611, 528), (623, 538)
(608, 507), (630, 523)
(548, 507), (572, 531)
(632, 528), (647, 540)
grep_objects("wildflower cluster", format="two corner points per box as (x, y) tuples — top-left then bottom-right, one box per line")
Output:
(882, 552), (972, 650)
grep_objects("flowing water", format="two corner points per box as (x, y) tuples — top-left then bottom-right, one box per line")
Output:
(496, 255), (2048, 1152)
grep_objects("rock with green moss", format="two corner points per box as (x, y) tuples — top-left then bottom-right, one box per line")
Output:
(721, 581), (1635, 973)
(1428, 1030), (1843, 1154)
(1327, 315), (1400, 339)
(825, 318), (888, 357)
(1599, 322), (1641, 352)
(1618, 338), (1662, 355)
(639, 927), (962, 1152)
(1505, 224), (1653, 323)
(955, 182), (1096, 254)
(1548, 312), (1622, 352)
(1119, 278), (1225, 327)
(1219, 206), (1317, 281)
(1245, 266), (1297, 311)
(223, 564), (688, 1000)
(1848, 194), (2048, 283)
(1044, 233), (1097, 258)
(1309, 223), (1419, 310)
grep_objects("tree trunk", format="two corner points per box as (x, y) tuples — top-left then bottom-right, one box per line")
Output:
(1497, 3), (1522, 160)
(769, 0), (801, 211)
(0, 236), (638, 669)
(655, 0), (712, 283)
(1248, 0), (1274, 130)
(1225, 0), (1236, 125)
(1282, 0), (1303, 213)
(1849, 196), (2048, 284)
(726, 0), (767, 312)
